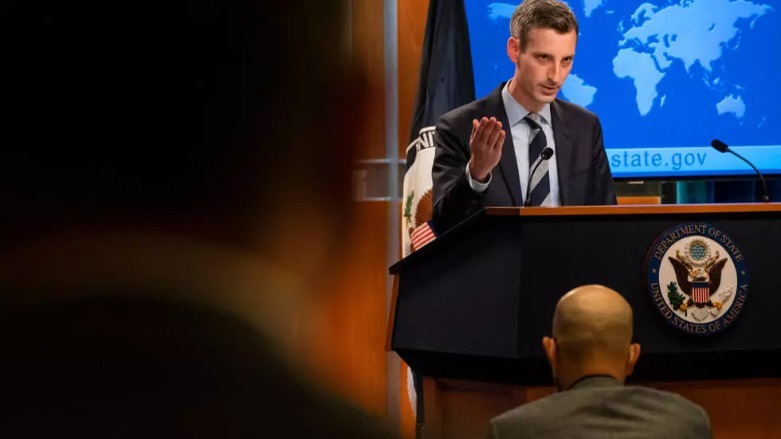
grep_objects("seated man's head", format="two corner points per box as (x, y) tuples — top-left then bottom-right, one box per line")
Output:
(542, 285), (641, 390)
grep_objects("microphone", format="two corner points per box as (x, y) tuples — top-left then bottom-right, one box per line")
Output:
(524, 147), (554, 206)
(710, 139), (770, 203)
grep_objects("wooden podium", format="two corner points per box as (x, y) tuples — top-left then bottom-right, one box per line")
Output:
(388, 204), (781, 439)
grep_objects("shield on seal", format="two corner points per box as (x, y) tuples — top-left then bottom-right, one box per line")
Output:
(691, 281), (710, 305)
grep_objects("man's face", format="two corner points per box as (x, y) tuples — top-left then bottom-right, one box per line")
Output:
(508, 27), (577, 112)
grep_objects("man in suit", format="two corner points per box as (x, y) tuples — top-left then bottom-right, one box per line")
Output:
(432, 0), (616, 233)
(488, 285), (712, 439)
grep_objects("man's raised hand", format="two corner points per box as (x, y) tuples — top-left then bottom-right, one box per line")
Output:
(468, 117), (505, 183)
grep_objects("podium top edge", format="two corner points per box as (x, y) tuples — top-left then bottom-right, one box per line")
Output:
(389, 203), (780, 274)
(487, 203), (781, 217)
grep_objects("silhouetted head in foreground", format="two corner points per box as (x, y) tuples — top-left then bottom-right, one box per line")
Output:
(1, 0), (387, 436)
(4, 0), (363, 277)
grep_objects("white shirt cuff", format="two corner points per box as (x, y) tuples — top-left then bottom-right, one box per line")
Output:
(466, 162), (491, 193)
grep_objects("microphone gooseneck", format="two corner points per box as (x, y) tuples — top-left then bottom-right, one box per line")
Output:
(524, 147), (554, 207)
(710, 139), (770, 203)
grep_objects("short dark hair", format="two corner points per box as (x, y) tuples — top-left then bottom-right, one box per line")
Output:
(510, 0), (579, 51)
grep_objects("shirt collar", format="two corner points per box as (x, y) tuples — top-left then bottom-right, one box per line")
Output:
(501, 81), (552, 127)
(566, 375), (623, 391)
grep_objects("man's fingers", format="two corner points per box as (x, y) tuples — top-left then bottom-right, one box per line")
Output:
(487, 123), (504, 151)
(475, 117), (498, 146)
(491, 121), (504, 147)
(485, 117), (497, 132)
(472, 117), (505, 154)
(470, 119), (479, 141)
(470, 117), (504, 177)
(494, 130), (506, 152)
(474, 117), (490, 145)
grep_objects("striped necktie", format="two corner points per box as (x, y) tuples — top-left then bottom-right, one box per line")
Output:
(524, 113), (551, 206)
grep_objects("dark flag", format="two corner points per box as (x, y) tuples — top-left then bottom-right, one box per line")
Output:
(401, 0), (475, 257)
(400, 1), (475, 438)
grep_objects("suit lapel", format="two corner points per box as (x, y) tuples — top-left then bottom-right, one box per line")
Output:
(489, 85), (523, 205)
(551, 100), (572, 205)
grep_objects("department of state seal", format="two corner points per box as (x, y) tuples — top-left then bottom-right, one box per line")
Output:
(646, 223), (748, 335)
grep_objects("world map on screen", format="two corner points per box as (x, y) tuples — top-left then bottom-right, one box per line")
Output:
(611, 0), (770, 118)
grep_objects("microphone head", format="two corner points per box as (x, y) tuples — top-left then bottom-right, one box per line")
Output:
(541, 147), (554, 160)
(711, 139), (729, 153)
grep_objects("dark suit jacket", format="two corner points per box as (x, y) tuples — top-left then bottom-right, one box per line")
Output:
(488, 376), (712, 439)
(432, 83), (617, 233)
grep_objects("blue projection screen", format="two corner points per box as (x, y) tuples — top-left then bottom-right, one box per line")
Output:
(465, 0), (781, 179)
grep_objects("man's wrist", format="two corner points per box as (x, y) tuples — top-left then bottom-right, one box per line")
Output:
(468, 162), (489, 183)
(466, 161), (491, 193)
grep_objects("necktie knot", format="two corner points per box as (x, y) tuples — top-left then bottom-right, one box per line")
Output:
(524, 113), (542, 130)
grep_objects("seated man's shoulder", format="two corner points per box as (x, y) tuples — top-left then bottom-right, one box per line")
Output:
(490, 385), (710, 438)
(488, 391), (586, 438)
(624, 385), (709, 417)
(491, 390), (571, 425)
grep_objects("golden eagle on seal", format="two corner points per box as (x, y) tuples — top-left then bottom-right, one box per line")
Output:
(668, 247), (727, 309)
